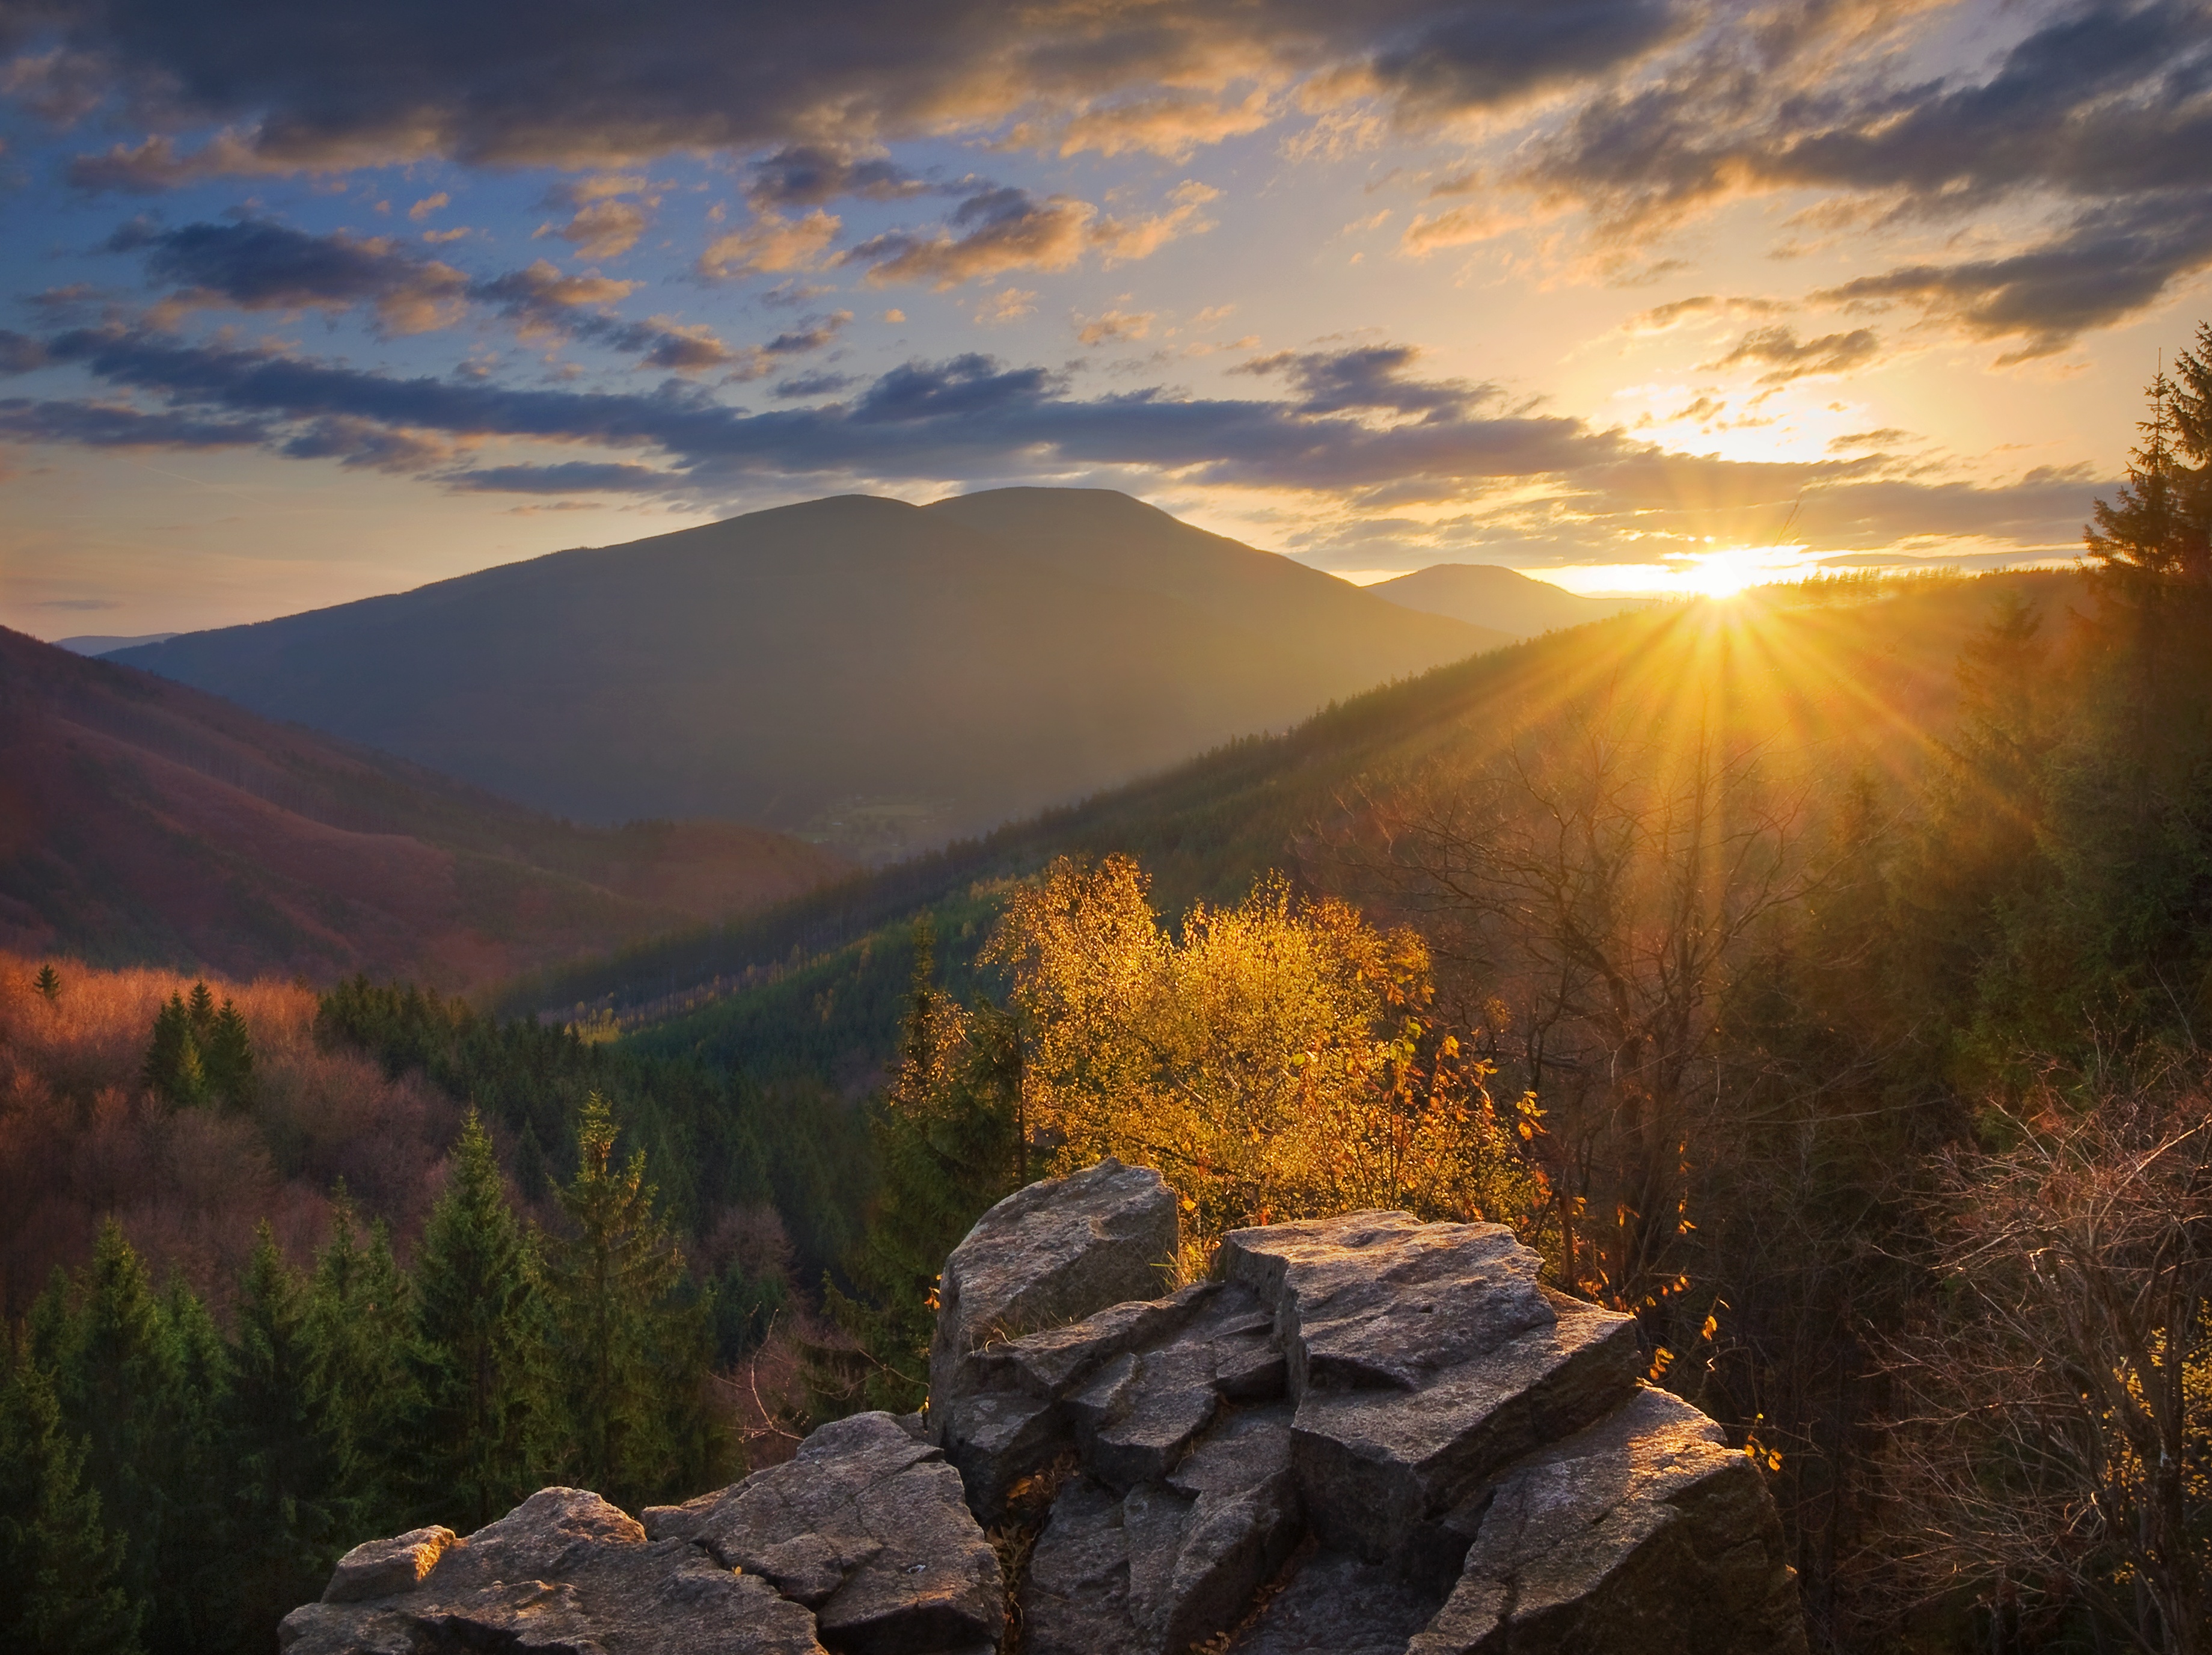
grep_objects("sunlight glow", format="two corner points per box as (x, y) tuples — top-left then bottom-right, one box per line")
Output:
(1680, 544), (1809, 598)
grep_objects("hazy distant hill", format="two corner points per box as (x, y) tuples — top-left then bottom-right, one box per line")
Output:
(0, 627), (847, 987)
(55, 631), (178, 656)
(1366, 563), (1639, 636)
(115, 490), (1508, 852)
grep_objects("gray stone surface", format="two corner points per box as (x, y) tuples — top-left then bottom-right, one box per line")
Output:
(928, 1156), (1180, 1420)
(645, 1411), (1003, 1654)
(1407, 1387), (1810, 1655)
(1228, 1548), (1448, 1655)
(280, 1488), (828, 1655)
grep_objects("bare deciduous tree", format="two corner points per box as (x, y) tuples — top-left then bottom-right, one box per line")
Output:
(1886, 1076), (2212, 1654)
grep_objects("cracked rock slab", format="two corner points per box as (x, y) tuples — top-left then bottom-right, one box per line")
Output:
(645, 1411), (1004, 1654)
(930, 1156), (1179, 1419)
(1407, 1387), (1810, 1655)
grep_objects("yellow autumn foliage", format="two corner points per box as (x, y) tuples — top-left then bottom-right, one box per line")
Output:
(982, 855), (1546, 1262)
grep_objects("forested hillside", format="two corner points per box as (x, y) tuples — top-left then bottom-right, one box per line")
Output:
(112, 490), (1507, 855)
(0, 628), (847, 986)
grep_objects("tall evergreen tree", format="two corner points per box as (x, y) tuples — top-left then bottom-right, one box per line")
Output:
(222, 1226), (352, 1644)
(0, 1346), (140, 1655)
(400, 1110), (544, 1531)
(201, 1002), (255, 1111)
(33, 962), (61, 1002)
(542, 1092), (725, 1508)
(305, 1191), (412, 1534)
(139, 996), (206, 1108)
(184, 983), (216, 1039)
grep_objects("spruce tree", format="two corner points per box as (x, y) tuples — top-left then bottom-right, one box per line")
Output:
(201, 1002), (254, 1111)
(150, 1277), (229, 1655)
(222, 1226), (351, 1643)
(542, 1093), (725, 1508)
(401, 1111), (544, 1531)
(184, 983), (216, 1039)
(139, 996), (197, 1105)
(305, 1192), (412, 1532)
(0, 1346), (140, 1655)
(33, 963), (61, 1002)
(48, 1224), (177, 1634)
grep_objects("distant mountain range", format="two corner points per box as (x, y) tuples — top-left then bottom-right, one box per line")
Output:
(0, 628), (847, 987)
(1366, 564), (1642, 636)
(54, 631), (179, 656)
(114, 490), (1513, 855)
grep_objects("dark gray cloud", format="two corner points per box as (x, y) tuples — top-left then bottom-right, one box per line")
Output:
(96, 221), (853, 376)
(1230, 344), (1497, 417)
(0, 396), (266, 447)
(9, 0), (1693, 183)
(0, 321), (2109, 554)
(1812, 195), (2212, 359)
(0, 324), (1622, 494)
(105, 216), (470, 333)
(745, 145), (927, 207)
(774, 370), (856, 398)
(1516, 0), (2212, 351)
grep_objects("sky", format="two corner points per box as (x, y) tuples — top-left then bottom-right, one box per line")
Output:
(2, 0), (2209, 637)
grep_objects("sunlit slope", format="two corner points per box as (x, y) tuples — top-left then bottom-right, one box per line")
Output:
(522, 573), (2082, 1082)
(1367, 562), (1640, 636)
(0, 627), (848, 987)
(116, 490), (1503, 846)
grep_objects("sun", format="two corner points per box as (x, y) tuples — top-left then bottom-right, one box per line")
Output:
(1680, 544), (1806, 598)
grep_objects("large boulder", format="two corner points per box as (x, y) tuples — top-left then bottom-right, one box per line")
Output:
(929, 1155), (1180, 1413)
(280, 1416), (1001, 1655)
(931, 1174), (1807, 1655)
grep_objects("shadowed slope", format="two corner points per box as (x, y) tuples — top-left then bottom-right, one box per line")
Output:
(0, 627), (847, 987)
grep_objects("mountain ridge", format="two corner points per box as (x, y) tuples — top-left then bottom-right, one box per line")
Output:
(114, 490), (1511, 854)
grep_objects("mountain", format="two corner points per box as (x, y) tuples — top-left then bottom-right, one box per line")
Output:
(55, 631), (179, 655)
(0, 627), (848, 987)
(112, 491), (1508, 857)
(1365, 563), (1639, 636)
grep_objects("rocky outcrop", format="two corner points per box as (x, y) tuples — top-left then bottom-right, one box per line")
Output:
(282, 1161), (1804, 1655)
(279, 1416), (1000, 1655)
(937, 1193), (1807, 1655)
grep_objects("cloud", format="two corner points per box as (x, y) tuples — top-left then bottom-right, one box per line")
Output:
(851, 180), (1213, 287)
(698, 209), (842, 280)
(744, 146), (925, 207)
(851, 188), (1095, 287)
(774, 370), (856, 398)
(1827, 427), (1913, 452)
(0, 320), (2117, 563)
(1231, 343), (1497, 418)
(0, 324), (1626, 497)
(20, 1), (1696, 183)
(408, 192), (449, 221)
(1811, 196), (2212, 360)
(1703, 325), (1882, 387)
(111, 218), (471, 334)
(1623, 294), (1792, 333)
(474, 259), (640, 318)
(975, 286), (1037, 324)
(1074, 308), (1155, 345)
(536, 176), (657, 258)
(1049, 91), (1272, 159)
(0, 396), (266, 448)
